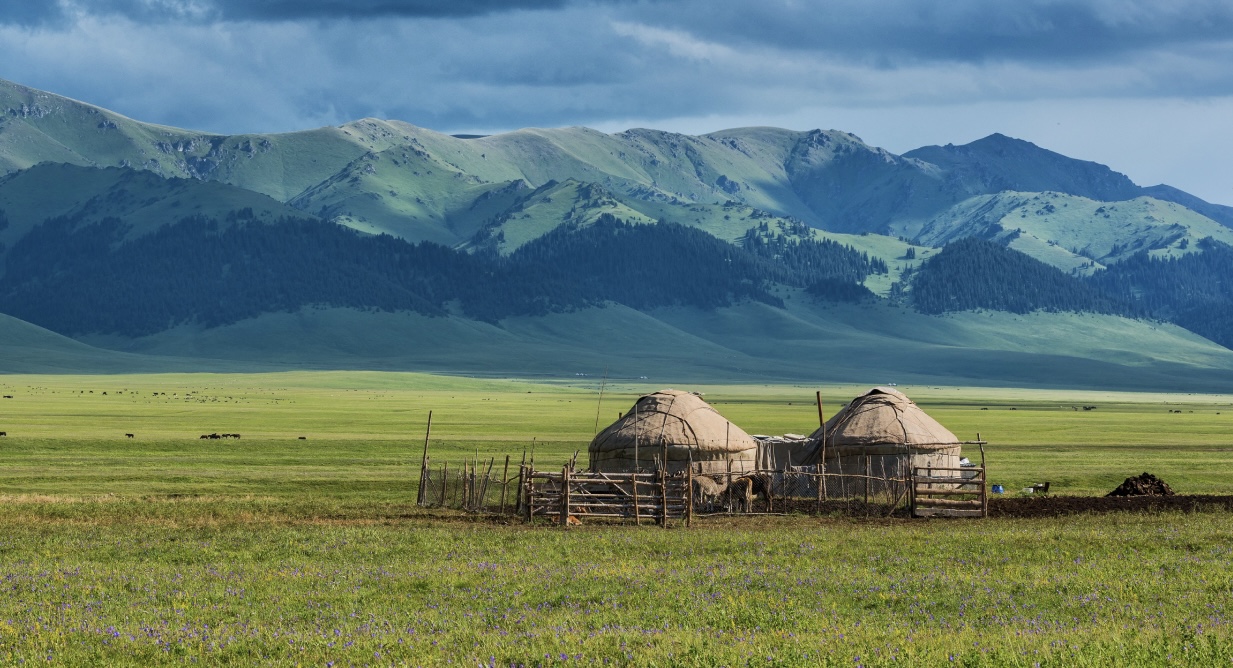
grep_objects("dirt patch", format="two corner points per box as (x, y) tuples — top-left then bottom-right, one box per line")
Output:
(1107, 472), (1175, 497)
(988, 494), (1233, 518)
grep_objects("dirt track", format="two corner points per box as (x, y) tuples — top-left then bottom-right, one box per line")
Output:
(987, 494), (1233, 518)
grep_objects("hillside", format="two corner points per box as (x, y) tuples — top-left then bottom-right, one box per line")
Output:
(4, 77), (1233, 388)
(915, 191), (1233, 274)
(12, 77), (1230, 247)
(74, 300), (1233, 391)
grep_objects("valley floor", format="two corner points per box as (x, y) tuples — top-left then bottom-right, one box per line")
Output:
(1, 371), (1231, 665)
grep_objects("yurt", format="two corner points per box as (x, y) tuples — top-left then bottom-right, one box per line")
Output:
(589, 389), (758, 475)
(808, 387), (964, 496)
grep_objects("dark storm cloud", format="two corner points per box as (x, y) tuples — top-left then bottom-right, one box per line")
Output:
(630, 0), (1233, 64)
(0, 0), (630, 25)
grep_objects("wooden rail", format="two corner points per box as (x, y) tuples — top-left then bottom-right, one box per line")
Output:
(910, 440), (988, 518)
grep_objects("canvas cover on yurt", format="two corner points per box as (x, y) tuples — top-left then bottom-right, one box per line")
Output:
(811, 387), (961, 458)
(589, 389), (758, 474)
(807, 388), (964, 496)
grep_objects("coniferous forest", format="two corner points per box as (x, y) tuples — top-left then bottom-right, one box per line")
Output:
(910, 238), (1131, 316)
(0, 212), (881, 336)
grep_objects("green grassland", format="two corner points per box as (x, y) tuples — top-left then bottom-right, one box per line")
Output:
(1, 507), (1231, 666)
(2, 372), (1232, 498)
(1, 371), (1233, 665)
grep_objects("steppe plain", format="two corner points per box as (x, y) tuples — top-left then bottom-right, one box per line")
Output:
(0, 372), (1231, 665)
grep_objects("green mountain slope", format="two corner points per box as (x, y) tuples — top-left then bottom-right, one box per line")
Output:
(0, 312), (264, 374)
(78, 299), (1233, 390)
(7, 77), (1230, 248)
(0, 163), (308, 254)
(916, 191), (1233, 273)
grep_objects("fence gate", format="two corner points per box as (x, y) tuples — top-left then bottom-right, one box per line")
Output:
(524, 468), (690, 526)
(910, 442), (987, 518)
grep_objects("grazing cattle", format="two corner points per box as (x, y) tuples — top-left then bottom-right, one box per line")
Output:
(2, 395), (12, 399)
(728, 476), (755, 513)
(298, 436), (307, 440)
(199, 435), (209, 439)
(733, 472), (775, 511)
(125, 433), (134, 439)
(0, 431), (6, 437)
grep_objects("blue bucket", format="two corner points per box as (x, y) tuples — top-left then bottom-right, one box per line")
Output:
(991, 484), (1004, 494)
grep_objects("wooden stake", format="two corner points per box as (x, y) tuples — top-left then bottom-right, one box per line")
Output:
(816, 391), (824, 427)
(560, 466), (571, 527)
(478, 457), (495, 512)
(416, 410), (433, 505)
(659, 467), (668, 528)
(592, 368), (608, 435)
(864, 454), (871, 506)
(685, 453), (694, 528)
(439, 462), (448, 507)
(634, 403), (640, 473)
(499, 455), (512, 515)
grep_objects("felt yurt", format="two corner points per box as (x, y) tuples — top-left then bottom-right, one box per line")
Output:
(808, 387), (965, 497)
(589, 389), (758, 474)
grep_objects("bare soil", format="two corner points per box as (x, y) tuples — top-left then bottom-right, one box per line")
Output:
(987, 494), (1233, 518)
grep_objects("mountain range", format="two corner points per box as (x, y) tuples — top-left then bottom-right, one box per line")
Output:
(2, 77), (1232, 389)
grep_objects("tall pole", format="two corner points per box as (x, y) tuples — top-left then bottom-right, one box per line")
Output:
(593, 367), (609, 435)
(417, 410), (433, 505)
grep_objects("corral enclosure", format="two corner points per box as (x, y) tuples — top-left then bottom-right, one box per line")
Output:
(1, 371), (1233, 665)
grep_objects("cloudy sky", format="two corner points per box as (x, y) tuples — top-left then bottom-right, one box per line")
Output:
(2, 0), (1232, 203)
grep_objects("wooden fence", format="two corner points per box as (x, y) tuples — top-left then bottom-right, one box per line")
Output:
(414, 451), (987, 522)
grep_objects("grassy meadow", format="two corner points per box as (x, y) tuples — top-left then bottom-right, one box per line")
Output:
(1, 371), (1232, 665)
(2, 371), (1232, 497)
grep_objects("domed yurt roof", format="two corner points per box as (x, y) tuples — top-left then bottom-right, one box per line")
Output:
(589, 389), (758, 474)
(810, 387), (960, 454)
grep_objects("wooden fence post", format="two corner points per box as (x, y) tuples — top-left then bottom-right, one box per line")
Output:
(560, 466), (571, 527)
(439, 462), (448, 507)
(685, 455), (694, 528)
(499, 455), (511, 515)
(659, 467), (668, 528)
(416, 411), (433, 505)
(478, 457), (495, 512)
(864, 454), (871, 507)
(524, 466), (533, 521)
(815, 469), (823, 514)
(632, 472), (641, 525)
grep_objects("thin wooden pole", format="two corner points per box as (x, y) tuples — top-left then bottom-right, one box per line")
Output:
(685, 453), (694, 528)
(592, 368), (609, 435)
(978, 433), (987, 518)
(499, 455), (512, 515)
(864, 454), (871, 506)
(523, 466), (533, 521)
(816, 467), (823, 514)
(634, 403), (640, 474)
(659, 467), (668, 528)
(632, 472), (642, 525)
(439, 462), (448, 507)
(417, 410), (433, 505)
(478, 457), (495, 511)
(818, 395), (828, 502)
(560, 466), (571, 527)
(515, 448), (528, 516)
(726, 458), (733, 514)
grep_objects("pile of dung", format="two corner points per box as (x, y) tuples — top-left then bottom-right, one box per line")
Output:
(1106, 472), (1175, 497)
